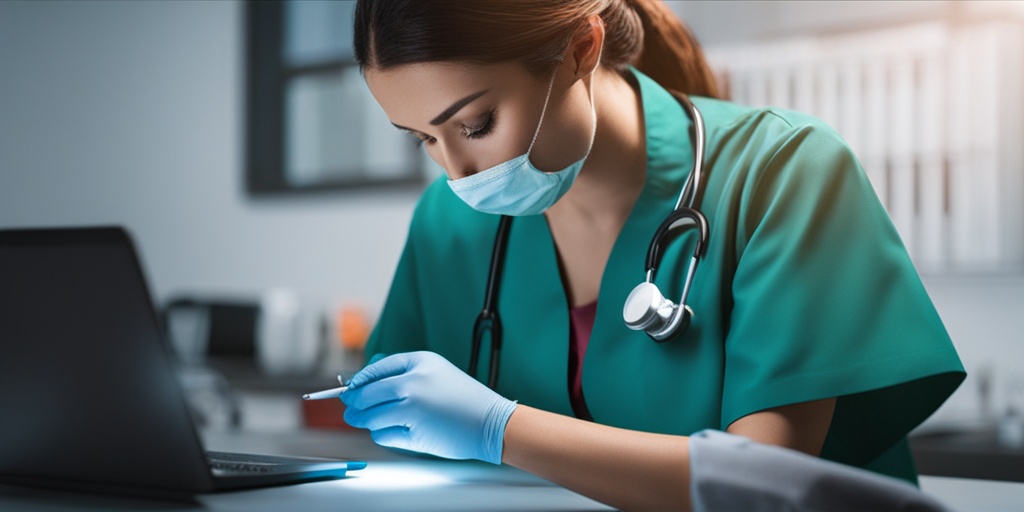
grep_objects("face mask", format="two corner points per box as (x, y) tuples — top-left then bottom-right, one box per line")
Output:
(447, 67), (597, 216)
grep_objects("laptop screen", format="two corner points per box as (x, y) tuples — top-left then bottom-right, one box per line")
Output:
(0, 227), (213, 492)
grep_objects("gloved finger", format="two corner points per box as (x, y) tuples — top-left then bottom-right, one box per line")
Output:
(347, 352), (415, 389)
(340, 375), (410, 409)
(336, 354), (388, 386)
(343, 404), (373, 429)
(370, 425), (413, 451)
(343, 399), (410, 432)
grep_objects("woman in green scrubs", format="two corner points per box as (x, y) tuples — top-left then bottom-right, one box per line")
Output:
(340, 1), (965, 510)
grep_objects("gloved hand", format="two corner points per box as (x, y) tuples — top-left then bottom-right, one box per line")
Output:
(340, 351), (517, 464)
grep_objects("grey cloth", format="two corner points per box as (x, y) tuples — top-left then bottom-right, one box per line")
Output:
(689, 430), (950, 512)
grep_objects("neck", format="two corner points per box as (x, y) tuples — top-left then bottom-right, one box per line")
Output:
(546, 67), (646, 225)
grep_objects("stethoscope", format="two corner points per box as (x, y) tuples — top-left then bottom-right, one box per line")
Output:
(469, 92), (710, 389)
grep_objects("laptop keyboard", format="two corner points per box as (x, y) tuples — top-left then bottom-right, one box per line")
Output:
(206, 451), (302, 474)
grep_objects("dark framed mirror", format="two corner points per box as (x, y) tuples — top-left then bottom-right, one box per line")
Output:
(246, 0), (424, 194)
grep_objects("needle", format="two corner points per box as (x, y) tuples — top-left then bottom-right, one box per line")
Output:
(302, 385), (349, 400)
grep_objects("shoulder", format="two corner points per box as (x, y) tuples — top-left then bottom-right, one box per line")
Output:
(695, 97), (867, 206)
(695, 96), (850, 159)
(690, 97), (884, 251)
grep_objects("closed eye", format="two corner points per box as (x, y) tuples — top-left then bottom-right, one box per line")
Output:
(400, 128), (435, 147)
(460, 109), (497, 140)
(392, 109), (495, 147)
(391, 121), (436, 147)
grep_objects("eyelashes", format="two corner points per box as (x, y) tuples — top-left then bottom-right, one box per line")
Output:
(406, 109), (498, 147)
(461, 109), (497, 140)
(411, 133), (434, 147)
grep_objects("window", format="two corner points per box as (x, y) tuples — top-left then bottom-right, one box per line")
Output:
(246, 0), (424, 193)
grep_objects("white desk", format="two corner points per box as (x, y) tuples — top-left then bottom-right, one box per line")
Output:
(2, 428), (1023, 511)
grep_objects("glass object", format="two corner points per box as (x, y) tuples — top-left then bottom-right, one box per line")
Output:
(166, 302), (210, 365)
(256, 289), (324, 376)
(998, 376), (1024, 448)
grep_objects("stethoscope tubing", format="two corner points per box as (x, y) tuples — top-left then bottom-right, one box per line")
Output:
(674, 93), (707, 211)
(469, 214), (513, 389)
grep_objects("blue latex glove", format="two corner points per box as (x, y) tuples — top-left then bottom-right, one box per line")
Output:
(340, 351), (518, 464)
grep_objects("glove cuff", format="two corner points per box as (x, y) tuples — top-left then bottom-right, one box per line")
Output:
(481, 397), (518, 465)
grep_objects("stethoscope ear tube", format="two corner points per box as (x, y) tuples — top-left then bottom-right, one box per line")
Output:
(644, 207), (709, 278)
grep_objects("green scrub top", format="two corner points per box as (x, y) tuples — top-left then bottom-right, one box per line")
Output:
(365, 68), (965, 484)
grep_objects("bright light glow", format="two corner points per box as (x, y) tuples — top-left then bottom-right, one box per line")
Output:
(337, 463), (455, 490)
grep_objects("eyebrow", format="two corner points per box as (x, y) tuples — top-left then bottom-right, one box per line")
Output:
(429, 89), (489, 126)
(391, 121), (418, 133)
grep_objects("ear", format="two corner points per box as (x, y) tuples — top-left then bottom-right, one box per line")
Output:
(567, 15), (605, 79)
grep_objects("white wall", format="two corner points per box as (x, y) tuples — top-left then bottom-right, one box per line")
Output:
(924, 275), (1024, 422)
(2, 0), (1021, 422)
(0, 0), (420, 317)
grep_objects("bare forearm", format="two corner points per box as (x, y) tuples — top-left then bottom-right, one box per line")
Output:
(502, 405), (691, 512)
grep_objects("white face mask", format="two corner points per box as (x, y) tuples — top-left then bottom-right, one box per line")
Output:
(447, 67), (597, 216)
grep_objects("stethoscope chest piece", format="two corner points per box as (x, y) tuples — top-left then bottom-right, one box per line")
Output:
(623, 281), (693, 342)
(620, 92), (709, 344)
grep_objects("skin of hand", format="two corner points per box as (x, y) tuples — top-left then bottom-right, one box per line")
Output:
(502, 399), (835, 512)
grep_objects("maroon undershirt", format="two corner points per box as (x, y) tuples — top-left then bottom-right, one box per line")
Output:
(568, 301), (598, 421)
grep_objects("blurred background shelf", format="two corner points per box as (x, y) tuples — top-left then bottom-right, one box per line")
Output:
(911, 423), (1024, 482)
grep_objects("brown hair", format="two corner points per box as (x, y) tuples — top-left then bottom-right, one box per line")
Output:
(353, 0), (719, 98)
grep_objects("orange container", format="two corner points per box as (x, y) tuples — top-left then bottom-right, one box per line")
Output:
(301, 398), (354, 430)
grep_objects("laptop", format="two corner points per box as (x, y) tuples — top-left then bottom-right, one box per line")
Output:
(0, 226), (366, 497)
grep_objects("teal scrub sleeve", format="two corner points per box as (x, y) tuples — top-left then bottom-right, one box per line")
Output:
(720, 117), (964, 468)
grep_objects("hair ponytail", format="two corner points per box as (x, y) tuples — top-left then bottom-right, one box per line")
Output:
(355, 0), (719, 98)
(625, 0), (719, 98)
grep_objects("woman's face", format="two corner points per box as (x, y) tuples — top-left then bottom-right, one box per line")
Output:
(364, 61), (595, 180)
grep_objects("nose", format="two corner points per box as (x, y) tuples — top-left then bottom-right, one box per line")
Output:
(432, 142), (478, 180)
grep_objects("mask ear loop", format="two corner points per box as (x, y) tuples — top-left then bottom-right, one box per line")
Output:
(526, 41), (603, 159)
(524, 71), (558, 158)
